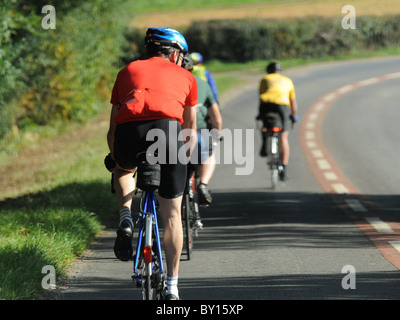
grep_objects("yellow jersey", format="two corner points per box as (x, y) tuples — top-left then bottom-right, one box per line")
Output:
(259, 73), (295, 107)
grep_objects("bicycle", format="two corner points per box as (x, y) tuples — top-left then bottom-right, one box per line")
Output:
(263, 112), (284, 189)
(181, 165), (203, 260)
(131, 152), (167, 300)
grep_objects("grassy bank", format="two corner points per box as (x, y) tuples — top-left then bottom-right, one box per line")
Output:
(0, 111), (116, 299)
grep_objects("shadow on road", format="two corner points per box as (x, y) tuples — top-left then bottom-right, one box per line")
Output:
(42, 187), (400, 300)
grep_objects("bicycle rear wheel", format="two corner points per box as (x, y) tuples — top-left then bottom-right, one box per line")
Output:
(143, 214), (155, 300)
(268, 135), (279, 189)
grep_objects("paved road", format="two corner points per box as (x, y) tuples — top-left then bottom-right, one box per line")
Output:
(52, 57), (400, 300)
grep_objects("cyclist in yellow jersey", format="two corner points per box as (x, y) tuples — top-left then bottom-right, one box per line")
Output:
(257, 61), (298, 180)
(189, 52), (220, 105)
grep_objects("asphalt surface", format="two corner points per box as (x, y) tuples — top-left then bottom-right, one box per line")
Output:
(51, 57), (400, 301)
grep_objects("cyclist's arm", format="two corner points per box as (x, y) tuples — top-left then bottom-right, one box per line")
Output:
(182, 105), (197, 158)
(290, 97), (298, 118)
(289, 84), (298, 119)
(205, 70), (219, 104)
(107, 104), (118, 159)
(207, 102), (222, 132)
(259, 78), (268, 95)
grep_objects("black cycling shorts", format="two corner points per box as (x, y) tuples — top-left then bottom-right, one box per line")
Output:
(114, 119), (187, 199)
(259, 102), (291, 132)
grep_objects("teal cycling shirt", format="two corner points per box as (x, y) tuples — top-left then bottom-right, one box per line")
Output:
(194, 75), (216, 130)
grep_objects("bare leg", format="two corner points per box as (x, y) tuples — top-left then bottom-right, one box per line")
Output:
(113, 166), (136, 261)
(158, 195), (183, 276)
(114, 167), (136, 210)
(198, 153), (216, 184)
(280, 131), (290, 166)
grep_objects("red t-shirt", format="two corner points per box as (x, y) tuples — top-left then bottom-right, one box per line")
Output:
(110, 57), (198, 124)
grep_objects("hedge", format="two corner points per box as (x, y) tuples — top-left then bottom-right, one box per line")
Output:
(183, 15), (400, 62)
(124, 15), (400, 63)
(0, 0), (127, 141)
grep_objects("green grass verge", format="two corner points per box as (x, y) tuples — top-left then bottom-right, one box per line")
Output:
(0, 113), (116, 299)
(130, 0), (279, 13)
(0, 181), (114, 299)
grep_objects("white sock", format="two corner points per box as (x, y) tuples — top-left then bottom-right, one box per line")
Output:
(167, 275), (179, 297)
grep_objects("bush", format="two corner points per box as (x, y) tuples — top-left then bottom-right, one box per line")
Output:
(0, 0), (128, 140)
(0, 1), (39, 136)
(182, 15), (400, 62)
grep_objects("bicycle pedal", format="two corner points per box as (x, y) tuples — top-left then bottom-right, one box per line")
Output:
(132, 276), (143, 288)
(194, 220), (203, 229)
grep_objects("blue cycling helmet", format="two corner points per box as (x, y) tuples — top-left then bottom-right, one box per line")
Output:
(189, 52), (203, 64)
(145, 28), (188, 53)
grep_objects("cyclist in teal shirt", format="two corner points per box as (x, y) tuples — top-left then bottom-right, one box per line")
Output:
(183, 54), (222, 206)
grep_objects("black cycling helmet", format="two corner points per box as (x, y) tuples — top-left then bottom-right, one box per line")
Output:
(145, 28), (188, 53)
(181, 53), (194, 70)
(266, 61), (282, 74)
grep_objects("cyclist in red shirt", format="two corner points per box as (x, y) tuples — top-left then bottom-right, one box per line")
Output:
(106, 28), (198, 300)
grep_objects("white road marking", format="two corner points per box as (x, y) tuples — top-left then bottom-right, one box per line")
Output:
(337, 85), (354, 94)
(385, 72), (400, 80)
(302, 72), (400, 269)
(331, 183), (349, 194)
(311, 149), (323, 158)
(365, 217), (394, 233)
(389, 241), (400, 253)
(357, 77), (380, 87)
(306, 141), (317, 148)
(305, 131), (315, 140)
(323, 92), (337, 102)
(323, 172), (338, 181)
(306, 122), (315, 129)
(345, 199), (367, 212)
(317, 159), (331, 170)
(314, 102), (325, 112)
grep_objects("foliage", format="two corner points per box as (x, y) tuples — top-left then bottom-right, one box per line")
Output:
(182, 15), (400, 62)
(0, 0), (127, 140)
(122, 0), (278, 14)
(124, 15), (400, 64)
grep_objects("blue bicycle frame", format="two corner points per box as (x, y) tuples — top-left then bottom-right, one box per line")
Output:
(133, 190), (164, 284)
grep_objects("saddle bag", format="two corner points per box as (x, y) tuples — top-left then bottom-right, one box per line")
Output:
(136, 153), (161, 191)
(263, 112), (282, 129)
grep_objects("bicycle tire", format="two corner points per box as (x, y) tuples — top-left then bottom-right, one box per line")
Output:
(268, 135), (279, 189)
(182, 194), (193, 260)
(271, 167), (278, 189)
(143, 213), (155, 300)
(144, 274), (154, 300)
(133, 188), (165, 300)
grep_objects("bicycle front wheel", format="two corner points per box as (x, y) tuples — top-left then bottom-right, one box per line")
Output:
(144, 274), (154, 300)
